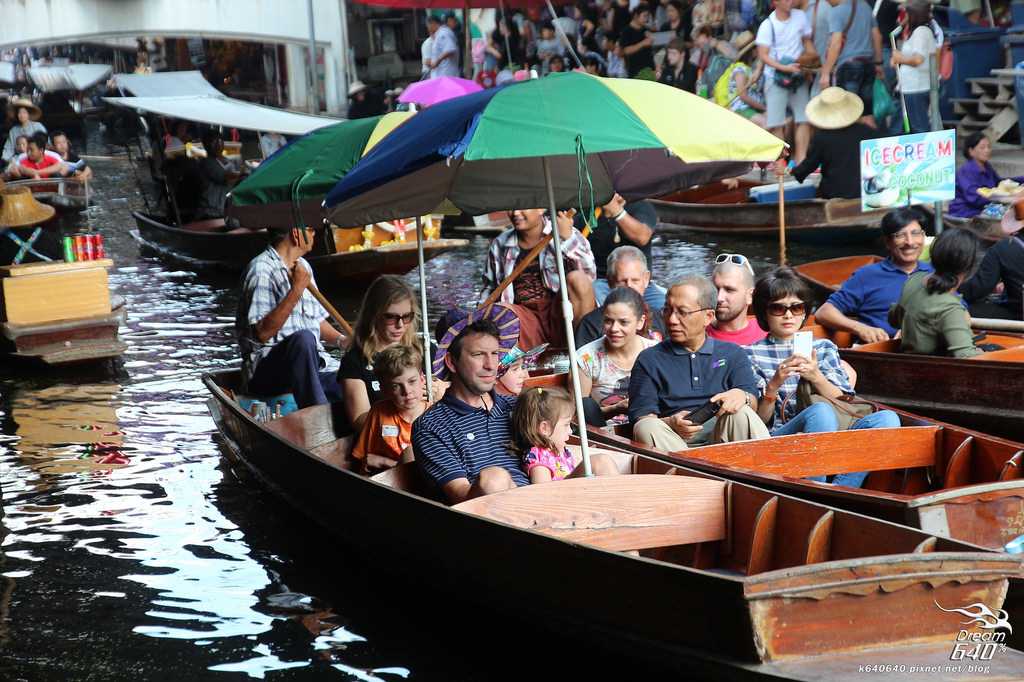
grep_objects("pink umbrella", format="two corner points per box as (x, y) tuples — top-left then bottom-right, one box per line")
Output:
(398, 76), (483, 107)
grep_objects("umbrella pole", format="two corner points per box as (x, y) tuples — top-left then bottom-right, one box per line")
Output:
(416, 215), (433, 399)
(542, 157), (592, 476)
(464, 1), (473, 79)
(777, 170), (787, 266)
(499, 0), (513, 70)
(545, 0), (584, 69)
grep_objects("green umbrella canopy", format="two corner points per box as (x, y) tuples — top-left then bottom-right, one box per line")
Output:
(227, 112), (413, 229)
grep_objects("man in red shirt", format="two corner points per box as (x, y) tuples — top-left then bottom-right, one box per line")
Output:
(18, 132), (64, 179)
(706, 253), (769, 346)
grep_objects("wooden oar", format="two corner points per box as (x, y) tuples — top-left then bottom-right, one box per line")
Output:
(481, 232), (553, 307)
(308, 283), (354, 337)
(972, 317), (1024, 333)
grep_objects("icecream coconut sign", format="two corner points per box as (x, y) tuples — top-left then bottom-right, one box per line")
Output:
(859, 129), (956, 212)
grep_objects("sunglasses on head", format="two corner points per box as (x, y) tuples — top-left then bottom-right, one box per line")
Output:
(766, 302), (807, 317)
(715, 253), (755, 276)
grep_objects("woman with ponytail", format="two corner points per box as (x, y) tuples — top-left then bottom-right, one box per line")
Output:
(894, 228), (982, 358)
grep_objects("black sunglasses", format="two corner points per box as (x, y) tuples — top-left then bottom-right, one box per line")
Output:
(766, 302), (807, 317)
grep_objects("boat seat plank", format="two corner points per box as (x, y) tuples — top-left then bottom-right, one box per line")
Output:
(370, 461), (442, 500)
(453, 475), (727, 552)
(682, 427), (938, 478)
(265, 403), (350, 451)
(804, 510), (833, 565)
(944, 436), (974, 488)
(999, 451), (1023, 481)
(899, 468), (932, 495)
(971, 346), (1024, 362)
(746, 496), (778, 575)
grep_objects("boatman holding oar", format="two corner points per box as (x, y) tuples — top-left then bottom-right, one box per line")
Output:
(236, 225), (347, 408)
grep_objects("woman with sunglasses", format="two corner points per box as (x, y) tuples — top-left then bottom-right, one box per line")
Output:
(748, 269), (899, 485)
(339, 276), (429, 431)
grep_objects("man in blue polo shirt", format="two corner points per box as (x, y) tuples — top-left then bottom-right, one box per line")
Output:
(628, 274), (770, 452)
(412, 319), (529, 503)
(816, 208), (932, 343)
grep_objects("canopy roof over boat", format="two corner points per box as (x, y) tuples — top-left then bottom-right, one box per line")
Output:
(107, 70), (342, 136)
(113, 70), (221, 97)
(27, 63), (112, 92)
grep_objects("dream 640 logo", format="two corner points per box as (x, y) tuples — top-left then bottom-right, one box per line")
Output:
(935, 601), (1013, 661)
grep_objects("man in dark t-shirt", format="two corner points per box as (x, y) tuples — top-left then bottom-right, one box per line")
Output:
(620, 4), (655, 77)
(575, 245), (667, 346)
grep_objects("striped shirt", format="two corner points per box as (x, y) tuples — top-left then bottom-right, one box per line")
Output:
(412, 391), (529, 488)
(747, 336), (852, 426)
(235, 246), (332, 383)
(483, 219), (596, 304)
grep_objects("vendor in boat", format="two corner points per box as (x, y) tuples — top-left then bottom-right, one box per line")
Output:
(52, 131), (92, 183)
(788, 87), (878, 200)
(816, 207), (932, 343)
(580, 193), (663, 312)
(748, 268), (899, 484)
(339, 276), (434, 432)
(577, 287), (658, 427)
(483, 208), (596, 349)
(707, 253), (768, 346)
(196, 131), (234, 219)
(959, 204), (1024, 321)
(948, 133), (1024, 220)
(575, 246), (665, 346)
(628, 274), (771, 450)
(413, 319), (528, 503)
(235, 225), (347, 409)
(352, 345), (428, 473)
(892, 227), (983, 358)
(1, 98), (46, 164)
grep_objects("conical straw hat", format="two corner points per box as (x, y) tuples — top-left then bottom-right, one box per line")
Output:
(7, 97), (42, 121)
(805, 87), (864, 130)
(0, 185), (57, 228)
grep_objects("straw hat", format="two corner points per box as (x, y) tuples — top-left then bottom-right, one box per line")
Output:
(0, 185), (56, 228)
(805, 87), (864, 130)
(1000, 199), (1024, 236)
(348, 80), (368, 97)
(7, 97), (42, 121)
(432, 303), (520, 380)
(731, 30), (756, 59)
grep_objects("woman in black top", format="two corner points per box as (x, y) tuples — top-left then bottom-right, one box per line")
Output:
(659, 0), (692, 39)
(960, 216), (1024, 321)
(338, 275), (425, 431)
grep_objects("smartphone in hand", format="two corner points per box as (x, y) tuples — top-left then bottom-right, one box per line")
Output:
(793, 330), (813, 359)
(684, 400), (721, 425)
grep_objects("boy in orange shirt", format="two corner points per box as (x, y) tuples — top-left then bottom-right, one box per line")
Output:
(352, 345), (429, 472)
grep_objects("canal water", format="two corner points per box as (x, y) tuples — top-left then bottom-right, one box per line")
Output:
(0, 130), (864, 680)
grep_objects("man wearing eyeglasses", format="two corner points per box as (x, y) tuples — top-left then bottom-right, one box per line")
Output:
(236, 225), (348, 409)
(816, 208), (932, 344)
(707, 253), (768, 346)
(628, 274), (770, 451)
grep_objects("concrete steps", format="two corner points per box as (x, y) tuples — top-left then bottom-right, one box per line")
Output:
(953, 72), (1019, 144)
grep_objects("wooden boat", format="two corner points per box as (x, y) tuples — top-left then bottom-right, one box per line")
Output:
(131, 211), (469, 284)
(795, 254), (883, 303)
(3, 177), (90, 212)
(1, 293), (127, 364)
(651, 179), (888, 244)
(942, 212), (1003, 244)
(204, 368), (1024, 678)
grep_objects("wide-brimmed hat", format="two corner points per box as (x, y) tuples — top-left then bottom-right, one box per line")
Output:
(0, 185), (56, 228)
(805, 87), (864, 130)
(498, 343), (549, 377)
(7, 97), (41, 121)
(432, 303), (520, 380)
(731, 30), (756, 59)
(1000, 199), (1024, 236)
(348, 80), (368, 97)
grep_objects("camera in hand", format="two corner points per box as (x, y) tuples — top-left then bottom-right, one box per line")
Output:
(684, 400), (721, 425)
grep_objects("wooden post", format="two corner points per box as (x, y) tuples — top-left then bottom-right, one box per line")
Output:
(778, 172), (787, 266)
(464, 2), (473, 79)
(929, 52), (944, 235)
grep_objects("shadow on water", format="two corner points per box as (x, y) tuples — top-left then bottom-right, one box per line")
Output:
(0, 122), (880, 681)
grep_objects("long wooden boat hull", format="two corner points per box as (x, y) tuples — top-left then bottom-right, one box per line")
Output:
(204, 369), (1024, 678)
(0, 295), (126, 364)
(307, 238), (470, 287)
(795, 255), (883, 304)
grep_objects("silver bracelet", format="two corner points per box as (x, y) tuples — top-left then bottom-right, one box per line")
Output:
(612, 209), (629, 222)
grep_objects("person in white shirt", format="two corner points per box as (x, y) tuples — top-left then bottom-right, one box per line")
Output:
(756, 0), (816, 164)
(426, 15), (461, 78)
(890, 1), (936, 134)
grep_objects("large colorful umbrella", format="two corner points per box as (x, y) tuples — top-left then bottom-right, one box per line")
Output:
(323, 72), (785, 226)
(227, 111), (412, 229)
(324, 72), (784, 475)
(399, 76), (482, 107)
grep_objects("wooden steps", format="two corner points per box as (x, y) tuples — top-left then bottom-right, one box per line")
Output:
(953, 72), (1020, 144)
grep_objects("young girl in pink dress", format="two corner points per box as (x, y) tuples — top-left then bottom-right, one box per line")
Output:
(510, 386), (578, 483)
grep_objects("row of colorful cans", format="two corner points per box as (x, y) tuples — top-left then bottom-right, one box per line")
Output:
(62, 234), (106, 262)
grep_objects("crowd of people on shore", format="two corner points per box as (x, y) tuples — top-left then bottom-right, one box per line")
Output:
(1, 97), (91, 182)
(234, 187), (1021, 504)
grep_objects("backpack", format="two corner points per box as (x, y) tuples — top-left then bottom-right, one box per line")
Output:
(713, 62), (744, 107)
(700, 53), (733, 97)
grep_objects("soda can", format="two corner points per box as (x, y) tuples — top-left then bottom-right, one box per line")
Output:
(73, 234), (87, 261)
(62, 236), (76, 262)
(81, 233), (95, 260)
(94, 234), (105, 259)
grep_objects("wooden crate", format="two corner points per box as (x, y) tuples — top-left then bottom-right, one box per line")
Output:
(0, 260), (112, 325)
